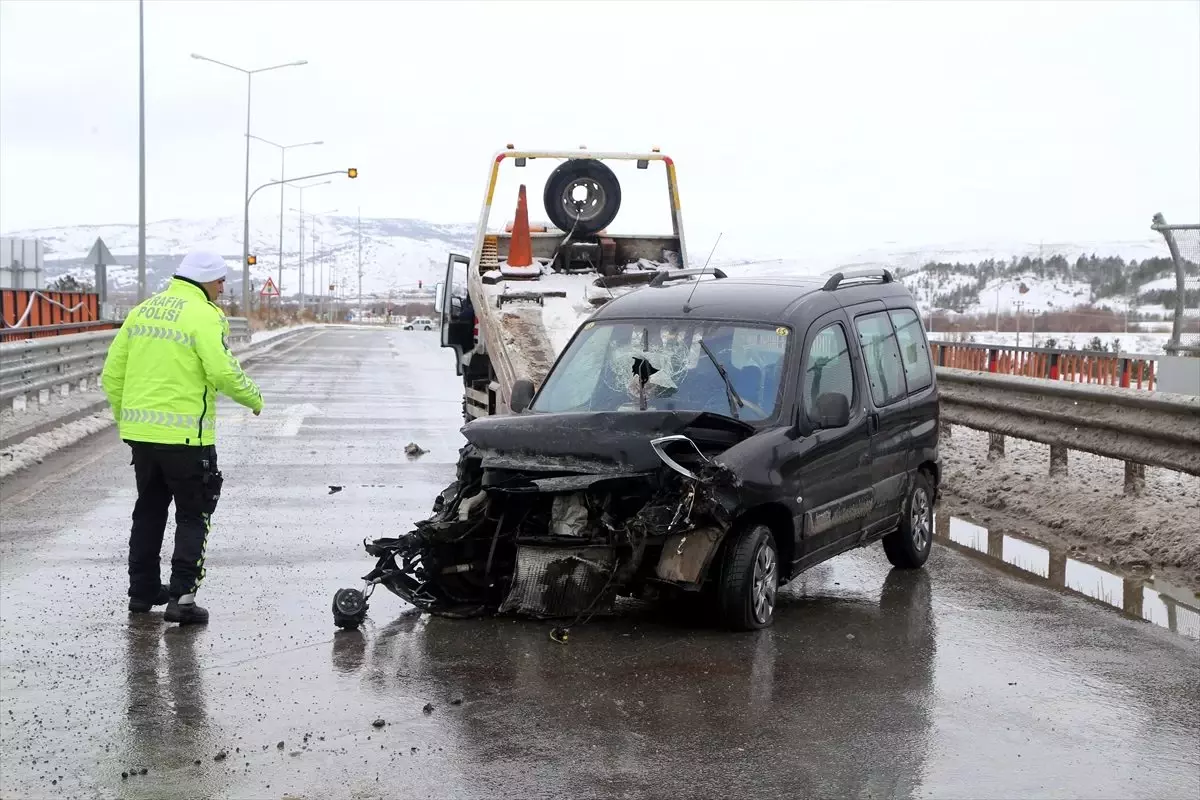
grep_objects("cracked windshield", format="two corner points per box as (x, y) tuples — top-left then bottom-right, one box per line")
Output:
(534, 320), (788, 419)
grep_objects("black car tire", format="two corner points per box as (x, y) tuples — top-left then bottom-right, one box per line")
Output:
(716, 522), (779, 630)
(543, 159), (622, 235)
(882, 471), (935, 569)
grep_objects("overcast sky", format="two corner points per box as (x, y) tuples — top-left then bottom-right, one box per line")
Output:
(1, 0), (1197, 260)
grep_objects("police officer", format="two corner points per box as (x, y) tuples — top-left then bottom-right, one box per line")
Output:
(101, 251), (264, 624)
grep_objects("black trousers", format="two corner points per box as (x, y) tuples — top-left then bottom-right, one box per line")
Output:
(127, 442), (223, 600)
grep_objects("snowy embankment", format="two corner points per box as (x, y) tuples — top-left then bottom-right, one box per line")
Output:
(0, 324), (317, 480)
(939, 426), (1200, 587)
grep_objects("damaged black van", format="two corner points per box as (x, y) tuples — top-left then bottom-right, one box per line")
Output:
(333, 266), (940, 631)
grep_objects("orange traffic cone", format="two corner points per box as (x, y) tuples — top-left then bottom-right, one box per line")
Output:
(506, 184), (533, 268)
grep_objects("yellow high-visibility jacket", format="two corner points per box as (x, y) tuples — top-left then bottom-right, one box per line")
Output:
(101, 278), (263, 445)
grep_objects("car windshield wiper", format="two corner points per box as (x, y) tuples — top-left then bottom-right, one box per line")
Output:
(698, 338), (744, 420)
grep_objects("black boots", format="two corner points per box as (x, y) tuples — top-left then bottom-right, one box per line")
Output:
(128, 585), (208, 624)
(164, 599), (209, 625)
(128, 584), (170, 613)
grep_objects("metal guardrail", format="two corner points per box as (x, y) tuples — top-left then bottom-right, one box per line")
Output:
(0, 317), (255, 408)
(0, 320), (119, 343)
(936, 366), (1200, 490)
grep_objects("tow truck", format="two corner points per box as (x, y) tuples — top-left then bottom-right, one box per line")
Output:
(433, 145), (717, 417)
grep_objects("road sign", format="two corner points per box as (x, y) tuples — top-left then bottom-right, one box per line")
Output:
(260, 276), (281, 297)
(87, 237), (118, 304)
(85, 237), (119, 267)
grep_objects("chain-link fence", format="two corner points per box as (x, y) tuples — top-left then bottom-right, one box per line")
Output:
(1151, 213), (1200, 356)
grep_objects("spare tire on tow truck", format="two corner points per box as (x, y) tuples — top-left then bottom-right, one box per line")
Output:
(543, 159), (622, 235)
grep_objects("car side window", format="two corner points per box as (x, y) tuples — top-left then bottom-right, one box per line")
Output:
(854, 312), (908, 407)
(889, 308), (932, 393)
(803, 323), (855, 421)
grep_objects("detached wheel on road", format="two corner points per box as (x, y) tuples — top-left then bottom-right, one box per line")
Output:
(716, 523), (779, 630)
(543, 159), (622, 235)
(332, 587), (368, 630)
(882, 471), (935, 569)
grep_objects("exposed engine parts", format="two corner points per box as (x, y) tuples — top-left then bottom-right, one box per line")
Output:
(332, 412), (750, 631)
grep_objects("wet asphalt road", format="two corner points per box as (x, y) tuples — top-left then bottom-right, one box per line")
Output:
(1, 326), (1197, 800)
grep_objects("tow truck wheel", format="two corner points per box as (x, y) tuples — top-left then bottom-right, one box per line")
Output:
(882, 471), (935, 569)
(543, 159), (622, 235)
(716, 523), (778, 631)
(332, 587), (368, 630)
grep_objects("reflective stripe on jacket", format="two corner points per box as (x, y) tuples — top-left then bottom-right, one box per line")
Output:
(100, 278), (263, 445)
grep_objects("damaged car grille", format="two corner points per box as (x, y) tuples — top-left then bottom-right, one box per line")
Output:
(499, 545), (617, 618)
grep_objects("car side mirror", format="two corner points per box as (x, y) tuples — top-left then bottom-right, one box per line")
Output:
(510, 378), (535, 414)
(813, 392), (850, 429)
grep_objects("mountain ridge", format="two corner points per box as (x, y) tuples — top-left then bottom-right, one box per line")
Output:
(3, 216), (1181, 316)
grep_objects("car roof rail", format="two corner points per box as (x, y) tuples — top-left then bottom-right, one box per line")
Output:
(821, 266), (895, 291)
(648, 266), (728, 288)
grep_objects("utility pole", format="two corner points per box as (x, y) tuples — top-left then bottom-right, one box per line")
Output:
(1014, 300), (1025, 348)
(298, 211), (305, 312)
(311, 230), (319, 314)
(357, 207), (363, 318)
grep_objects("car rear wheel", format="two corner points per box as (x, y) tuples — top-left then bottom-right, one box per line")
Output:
(882, 471), (934, 569)
(716, 523), (778, 630)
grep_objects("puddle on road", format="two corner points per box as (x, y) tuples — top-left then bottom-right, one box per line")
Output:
(935, 514), (1200, 641)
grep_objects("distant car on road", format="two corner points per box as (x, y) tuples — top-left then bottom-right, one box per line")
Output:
(335, 266), (941, 631)
(404, 317), (434, 331)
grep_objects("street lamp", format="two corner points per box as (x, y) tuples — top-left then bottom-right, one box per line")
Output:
(191, 52), (308, 313)
(290, 206), (337, 315)
(137, 0), (146, 302)
(248, 135), (322, 297)
(287, 179), (330, 309)
(245, 169), (356, 314)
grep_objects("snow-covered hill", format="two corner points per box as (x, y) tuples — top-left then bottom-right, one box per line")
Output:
(5, 215), (474, 299)
(3, 215), (1178, 316)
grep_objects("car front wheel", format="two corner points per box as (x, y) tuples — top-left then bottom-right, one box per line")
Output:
(716, 523), (778, 630)
(882, 471), (935, 569)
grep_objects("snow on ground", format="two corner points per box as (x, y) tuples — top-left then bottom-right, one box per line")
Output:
(961, 274), (1094, 316)
(248, 323), (319, 345)
(940, 425), (1200, 586)
(0, 384), (108, 445)
(0, 411), (114, 480)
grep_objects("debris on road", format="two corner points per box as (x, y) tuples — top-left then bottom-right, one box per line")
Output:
(422, 703), (435, 715)
(372, 718), (386, 728)
(328, 485), (343, 495)
(404, 442), (427, 458)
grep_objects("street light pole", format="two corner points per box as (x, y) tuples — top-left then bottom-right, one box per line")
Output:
(357, 206), (363, 317)
(288, 180), (329, 311)
(245, 170), (354, 318)
(137, 0), (146, 302)
(190, 53), (308, 314)
(247, 136), (322, 297)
